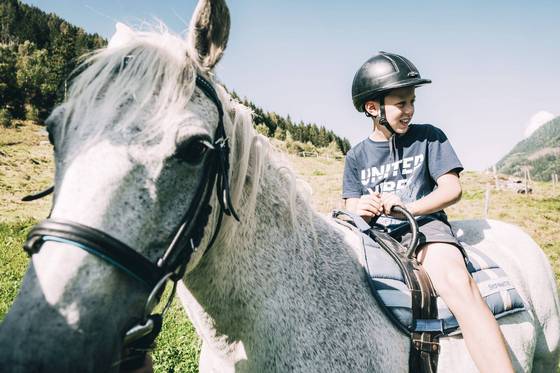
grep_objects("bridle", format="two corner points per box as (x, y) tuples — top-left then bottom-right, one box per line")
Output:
(21, 74), (239, 359)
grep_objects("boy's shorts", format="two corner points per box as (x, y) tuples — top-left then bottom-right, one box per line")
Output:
(387, 217), (467, 259)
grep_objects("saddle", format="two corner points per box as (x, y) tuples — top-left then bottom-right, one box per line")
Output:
(332, 209), (525, 373)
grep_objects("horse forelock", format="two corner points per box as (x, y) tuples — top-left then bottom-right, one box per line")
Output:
(50, 26), (197, 150)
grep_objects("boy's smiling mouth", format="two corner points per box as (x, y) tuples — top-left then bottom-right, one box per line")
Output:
(400, 118), (411, 125)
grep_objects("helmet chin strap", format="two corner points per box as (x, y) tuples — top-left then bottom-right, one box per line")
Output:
(366, 96), (396, 136)
(378, 96), (396, 136)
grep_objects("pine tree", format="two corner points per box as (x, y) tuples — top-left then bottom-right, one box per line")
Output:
(0, 43), (23, 117)
(50, 21), (76, 101)
(16, 41), (57, 119)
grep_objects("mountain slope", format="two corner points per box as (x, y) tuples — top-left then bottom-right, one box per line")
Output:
(0, 0), (350, 153)
(496, 116), (560, 181)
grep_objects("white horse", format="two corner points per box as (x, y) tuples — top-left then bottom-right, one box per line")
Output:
(0, 0), (558, 372)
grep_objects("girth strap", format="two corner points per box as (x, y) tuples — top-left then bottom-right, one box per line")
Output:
(407, 258), (440, 373)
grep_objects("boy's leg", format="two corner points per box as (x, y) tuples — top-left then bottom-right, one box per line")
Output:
(417, 243), (515, 373)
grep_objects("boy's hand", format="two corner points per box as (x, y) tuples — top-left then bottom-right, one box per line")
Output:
(380, 193), (404, 217)
(356, 190), (382, 220)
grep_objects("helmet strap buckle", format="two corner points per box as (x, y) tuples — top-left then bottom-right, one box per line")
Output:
(379, 96), (396, 135)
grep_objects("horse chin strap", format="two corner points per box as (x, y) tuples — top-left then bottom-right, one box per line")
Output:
(21, 74), (239, 365)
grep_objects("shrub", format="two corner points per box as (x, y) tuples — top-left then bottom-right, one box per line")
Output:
(0, 108), (13, 128)
(302, 141), (317, 153)
(286, 140), (305, 154)
(255, 123), (269, 136)
(24, 104), (39, 122)
(274, 126), (285, 140)
(319, 140), (344, 159)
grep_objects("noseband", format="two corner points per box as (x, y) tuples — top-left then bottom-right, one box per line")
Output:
(22, 74), (239, 357)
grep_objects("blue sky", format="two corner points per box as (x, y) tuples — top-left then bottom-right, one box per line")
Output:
(23, 0), (560, 170)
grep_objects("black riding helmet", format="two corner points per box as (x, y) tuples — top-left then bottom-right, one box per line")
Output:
(352, 52), (431, 134)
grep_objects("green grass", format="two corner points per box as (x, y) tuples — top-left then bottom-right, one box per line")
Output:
(461, 189), (485, 201)
(446, 180), (560, 287)
(152, 298), (200, 372)
(0, 220), (33, 319)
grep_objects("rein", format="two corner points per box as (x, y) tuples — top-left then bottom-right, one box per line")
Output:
(22, 74), (239, 359)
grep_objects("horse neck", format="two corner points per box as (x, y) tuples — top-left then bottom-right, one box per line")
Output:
(186, 152), (374, 334)
(188, 152), (321, 291)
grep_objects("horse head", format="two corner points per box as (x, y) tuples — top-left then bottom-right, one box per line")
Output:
(0, 0), (245, 371)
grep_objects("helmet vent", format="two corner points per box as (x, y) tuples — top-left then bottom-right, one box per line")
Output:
(408, 71), (418, 77)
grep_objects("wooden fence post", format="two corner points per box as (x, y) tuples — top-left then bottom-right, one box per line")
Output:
(484, 187), (491, 219)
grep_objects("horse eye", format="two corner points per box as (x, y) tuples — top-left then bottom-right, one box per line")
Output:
(45, 123), (56, 148)
(47, 128), (55, 146)
(175, 137), (213, 165)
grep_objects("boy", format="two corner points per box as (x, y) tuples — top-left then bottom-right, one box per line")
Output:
(343, 52), (514, 373)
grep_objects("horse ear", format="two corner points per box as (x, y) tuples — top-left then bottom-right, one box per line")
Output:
(187, 0), (230, 70)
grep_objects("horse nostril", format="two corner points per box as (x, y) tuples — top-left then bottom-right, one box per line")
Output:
(174, 136), (214, 165)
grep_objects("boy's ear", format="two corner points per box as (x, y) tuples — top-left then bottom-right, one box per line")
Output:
(364, 101), (379, 117)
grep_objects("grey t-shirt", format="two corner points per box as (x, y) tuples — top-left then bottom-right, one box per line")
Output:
(342, 123), (463, 221)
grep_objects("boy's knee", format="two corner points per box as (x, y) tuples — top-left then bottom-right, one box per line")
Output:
(420, 245), (476, 302)
(437, 269), (476, 301)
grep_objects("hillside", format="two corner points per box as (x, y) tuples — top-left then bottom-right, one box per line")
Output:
(496, 116), (560, 181)
(0, 0), (350, 154)
(0, 0), (106, 119)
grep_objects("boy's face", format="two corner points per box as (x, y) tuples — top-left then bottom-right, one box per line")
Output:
(365, 86), (416, 134)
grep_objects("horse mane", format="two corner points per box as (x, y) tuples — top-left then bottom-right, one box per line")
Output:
(211, 81), (313, 247)
(47, 23), (312, 246)
(51, 23), (197, 145)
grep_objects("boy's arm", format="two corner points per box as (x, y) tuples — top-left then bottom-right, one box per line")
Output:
(406, 172), (462, 216)
(345, 198), (360, 213)
(342, 150), (384, 220)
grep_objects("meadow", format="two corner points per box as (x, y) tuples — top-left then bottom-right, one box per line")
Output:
(1, 121), (558, 371)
